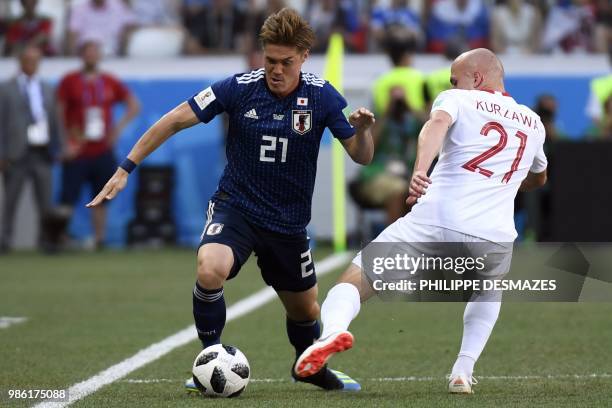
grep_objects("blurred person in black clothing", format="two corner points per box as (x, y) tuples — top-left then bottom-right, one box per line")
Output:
(518, 93), (564, 241)
(534, 94), (567, 141)
(183, 0), (246, 54)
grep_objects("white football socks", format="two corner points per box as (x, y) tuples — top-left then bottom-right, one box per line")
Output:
(320, 282), (361, 339)
(452, 299), (501, 377)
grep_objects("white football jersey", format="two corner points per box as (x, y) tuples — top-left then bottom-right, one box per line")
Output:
(408, 89), (548, 242)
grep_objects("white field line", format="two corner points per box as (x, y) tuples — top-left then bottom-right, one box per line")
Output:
(33, 252), (353, 408)
(368, 373), (612, 382)
(121, 373), (612, 385)
(0, 316), (28, 329)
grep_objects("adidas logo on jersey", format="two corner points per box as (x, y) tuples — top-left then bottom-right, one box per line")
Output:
(244, 109), (259, 119)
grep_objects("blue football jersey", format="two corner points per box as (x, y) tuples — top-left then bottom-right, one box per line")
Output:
(187, 69), (355, 234)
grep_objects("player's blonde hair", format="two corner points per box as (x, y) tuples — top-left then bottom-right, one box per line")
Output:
(259, 8), (315, 52)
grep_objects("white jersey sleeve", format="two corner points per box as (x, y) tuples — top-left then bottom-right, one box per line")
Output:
(431, 90), (460, 124)
(530, 143), (548, 173)
(407, 89), (548, 242)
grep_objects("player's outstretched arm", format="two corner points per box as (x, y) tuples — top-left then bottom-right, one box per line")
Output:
(518, 170), (547, 192)
(406, 110), (452, 207)
(341, 107), (375, 165)
(86, 102), (199, 208)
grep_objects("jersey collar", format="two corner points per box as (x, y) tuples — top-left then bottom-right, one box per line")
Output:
(480, 89), (511, 97)
(263, 72), (303, 100)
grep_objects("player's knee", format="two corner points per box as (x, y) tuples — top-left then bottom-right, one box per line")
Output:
(197, 256), (230, 288)
(197, 246), (233, 289)
(337, 264), (362, 286)
(337, 265), (373, 301)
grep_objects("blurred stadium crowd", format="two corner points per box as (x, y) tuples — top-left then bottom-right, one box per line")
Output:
(0, 0), (609, 57)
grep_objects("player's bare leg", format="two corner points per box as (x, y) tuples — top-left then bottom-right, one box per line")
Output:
(197, 243), (233, 289)
(277, 285), (320, 322)
(294, 263), (374, 378)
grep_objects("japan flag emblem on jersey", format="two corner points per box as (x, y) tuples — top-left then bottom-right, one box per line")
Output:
(292, 110), (312, 135)
(297, 97), (308, 106)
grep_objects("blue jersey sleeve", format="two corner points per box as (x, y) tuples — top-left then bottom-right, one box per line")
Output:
(324, 83), (355, 140)
(187, 76), (236, 123)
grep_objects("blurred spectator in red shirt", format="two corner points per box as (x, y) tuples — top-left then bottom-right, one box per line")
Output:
(491, 0), (542, 54)
(67, 0), (138, 56)
(425, 0), (490, 53)
(57, 41), (140, 248)
(4, 0), (53, 56)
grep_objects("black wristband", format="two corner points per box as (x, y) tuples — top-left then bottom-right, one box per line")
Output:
(119, 158), (137, 174)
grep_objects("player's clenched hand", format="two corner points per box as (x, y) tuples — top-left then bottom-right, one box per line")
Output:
(348, 107), (375, 130)
(406, 171), (431, 207)
(86, 168), (129, 208)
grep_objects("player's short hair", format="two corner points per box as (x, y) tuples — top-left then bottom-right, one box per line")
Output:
(259, 8), (315, 52)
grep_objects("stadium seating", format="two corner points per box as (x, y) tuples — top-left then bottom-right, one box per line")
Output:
(126, 27), (185, 58)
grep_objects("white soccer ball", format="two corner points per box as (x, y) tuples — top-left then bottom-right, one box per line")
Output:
(192, 344), (250, 397)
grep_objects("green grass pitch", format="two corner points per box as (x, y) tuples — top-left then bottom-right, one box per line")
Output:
(1, 247), (611, 407)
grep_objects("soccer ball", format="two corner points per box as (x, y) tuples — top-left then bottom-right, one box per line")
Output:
(192, 344), (250, 398)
